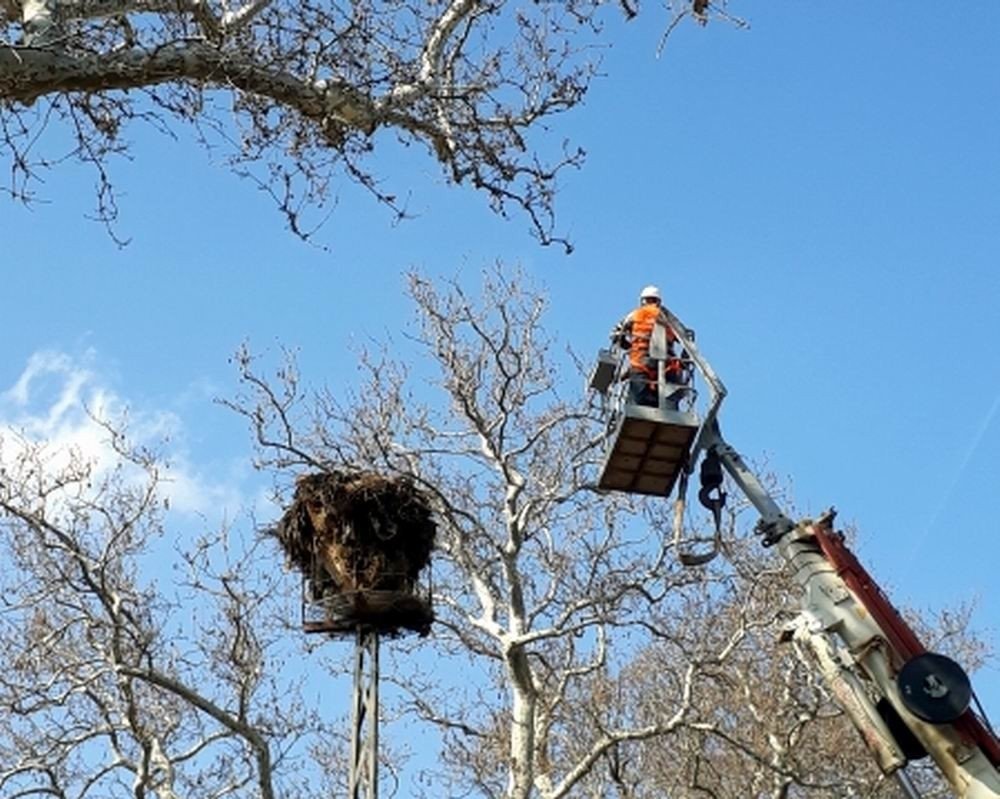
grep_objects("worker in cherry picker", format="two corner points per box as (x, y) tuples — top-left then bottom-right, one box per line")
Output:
(611, 284), (685, 408)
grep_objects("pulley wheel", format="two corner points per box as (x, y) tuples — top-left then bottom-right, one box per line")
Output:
(897, 652), (972, 724)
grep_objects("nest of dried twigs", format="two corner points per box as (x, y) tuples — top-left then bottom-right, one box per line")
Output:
(275, 470), (436, 594)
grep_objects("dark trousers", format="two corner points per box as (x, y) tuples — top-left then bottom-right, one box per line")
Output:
(628, 370), (681, 409)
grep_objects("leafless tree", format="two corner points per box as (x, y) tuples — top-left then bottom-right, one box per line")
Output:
(0, 420), (342, 797)
(0, 0), (740, 245)
(228, 266), (725, 797)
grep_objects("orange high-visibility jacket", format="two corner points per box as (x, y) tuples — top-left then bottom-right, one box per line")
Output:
(621, 305), (679, 379)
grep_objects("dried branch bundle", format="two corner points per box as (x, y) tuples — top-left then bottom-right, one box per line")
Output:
(277, 470), (436, 592)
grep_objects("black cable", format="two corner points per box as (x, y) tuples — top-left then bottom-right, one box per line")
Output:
(971, 688), (998, 740)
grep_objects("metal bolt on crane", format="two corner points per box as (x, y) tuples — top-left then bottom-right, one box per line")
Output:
(589, 307), (1000, 799)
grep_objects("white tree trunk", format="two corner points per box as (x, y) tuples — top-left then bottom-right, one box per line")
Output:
(506, 643), (537, 799)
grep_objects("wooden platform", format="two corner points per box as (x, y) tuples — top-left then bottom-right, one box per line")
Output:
(302, 588), (434, 637)
(597, 404), (699, 497)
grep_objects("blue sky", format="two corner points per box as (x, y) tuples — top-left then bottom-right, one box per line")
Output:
(3, 0), (999, 744)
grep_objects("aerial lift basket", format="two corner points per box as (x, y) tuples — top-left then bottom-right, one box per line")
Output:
(598, 403), (699, 497)
(593, 318), (705, 498)
(591, 312), (729, 565)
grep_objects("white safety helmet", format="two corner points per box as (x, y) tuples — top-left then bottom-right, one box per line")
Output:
(639, 284), (662, 303)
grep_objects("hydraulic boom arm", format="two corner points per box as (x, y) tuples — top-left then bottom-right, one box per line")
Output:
(709, 423), (1000, 798)
(659, 311), (1000, 799)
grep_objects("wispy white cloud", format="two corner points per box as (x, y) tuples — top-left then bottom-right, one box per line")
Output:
(0, 350), (249, 520)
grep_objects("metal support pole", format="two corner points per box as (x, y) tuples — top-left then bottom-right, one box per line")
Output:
(349, 628), (379, 799)
(894, 768), (923, 799)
